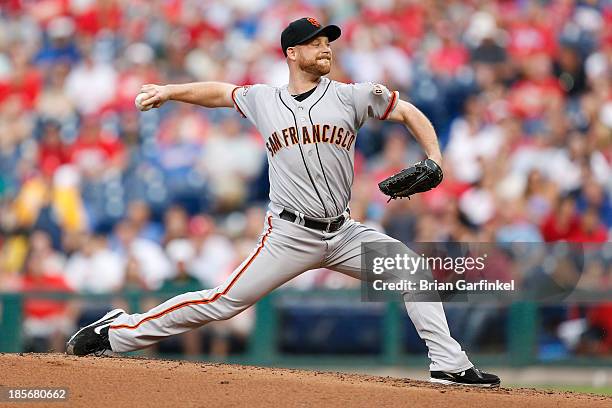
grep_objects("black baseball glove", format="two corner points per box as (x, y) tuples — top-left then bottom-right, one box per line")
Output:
(378, 158), (443, 202)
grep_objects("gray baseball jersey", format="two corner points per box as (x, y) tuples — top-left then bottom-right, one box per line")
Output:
(231, 77), (398, 218)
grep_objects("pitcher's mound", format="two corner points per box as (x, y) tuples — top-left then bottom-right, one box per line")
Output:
(1, 353), (609, 408)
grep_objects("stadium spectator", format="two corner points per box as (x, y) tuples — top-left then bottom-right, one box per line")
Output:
(125, 200), (164, 244)
(162, 205), (190, 246)
(15, 250), (74, 352)
(187, 215), (236, 288)
(36, 62), (77, 131)
(64, 37), (117, 115)
(64, 232), (124, 293)
(34, 16), (80, 67)
(68, 115), (126, 179)
(37, 120), (70, 177)
(540, 195), (582, 242)
(113, 219), (173, 290)
(0, 42), (42, 110)
(200, 115), (264, 210)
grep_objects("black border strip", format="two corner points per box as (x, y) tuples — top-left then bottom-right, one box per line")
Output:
(278, 91), (329, 217)
(309, 80), (341, 215)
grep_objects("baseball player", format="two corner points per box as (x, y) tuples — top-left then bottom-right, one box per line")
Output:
(67, 17), (500, 387)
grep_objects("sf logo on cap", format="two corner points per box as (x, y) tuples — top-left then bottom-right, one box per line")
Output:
(307, 17), (321, 27)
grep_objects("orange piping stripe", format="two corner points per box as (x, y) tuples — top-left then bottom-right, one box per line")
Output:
(232, 86), (247, 118)
(380, 91), (398, 120)
(110, 216), (273, 330)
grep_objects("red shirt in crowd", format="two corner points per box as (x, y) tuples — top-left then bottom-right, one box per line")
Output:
(0, 69), (42, 110)
(540, 212), (581, 242)
(508, 77), (563, 119)
(507, 21), (557, 59)
(587, 303), (612, 352)
(69, 131), (125, 170)
(20, 274), (71, 319)
(6, 0), (69, 24)
(421, 177), (471, 212)
(74, 0), (122, 35)
(567, 223), (609, 243)
(356, 3), (425, 54)
(39, 138), (70, 177)
(429, 43), (469, 77)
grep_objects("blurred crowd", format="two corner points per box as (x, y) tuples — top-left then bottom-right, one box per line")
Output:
(0, 0), (610, 356)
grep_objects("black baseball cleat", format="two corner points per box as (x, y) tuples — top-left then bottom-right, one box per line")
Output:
(430, 367), (500, 388)
(66, 309), (125, 356)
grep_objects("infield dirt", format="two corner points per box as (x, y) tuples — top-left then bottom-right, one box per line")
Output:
(1, 353), (610, 407)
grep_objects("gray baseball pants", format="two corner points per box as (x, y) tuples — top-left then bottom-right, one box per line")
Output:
(109, 209), (473, 372)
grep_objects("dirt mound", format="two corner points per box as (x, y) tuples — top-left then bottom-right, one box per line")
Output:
(1, 353), (610, 408)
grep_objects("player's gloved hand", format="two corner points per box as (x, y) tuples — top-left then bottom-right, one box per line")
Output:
(378, 158), (443, 202)
(138, 84), (171, 109)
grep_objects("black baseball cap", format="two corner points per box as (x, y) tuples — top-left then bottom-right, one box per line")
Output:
(281, 17), (341, 57)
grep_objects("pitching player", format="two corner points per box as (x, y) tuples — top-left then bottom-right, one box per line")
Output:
(67, 17), (500, 387)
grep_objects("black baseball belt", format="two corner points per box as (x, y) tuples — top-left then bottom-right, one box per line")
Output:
(279, 209), (347, 233)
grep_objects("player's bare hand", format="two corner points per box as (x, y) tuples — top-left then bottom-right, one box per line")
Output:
(137, 84), (171, 109)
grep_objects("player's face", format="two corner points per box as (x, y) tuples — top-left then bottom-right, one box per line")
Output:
(294, 36), (332, 76)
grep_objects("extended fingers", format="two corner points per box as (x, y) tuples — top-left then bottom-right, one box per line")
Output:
(137, 84), (168, 109)
(140, 84), (157, 94)
(138, 85), (159, 105)
(141, 94), (160, 106)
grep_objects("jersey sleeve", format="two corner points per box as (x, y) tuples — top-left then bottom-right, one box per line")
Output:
(350, 82), (399, 128)
(231, 84), (267, 126)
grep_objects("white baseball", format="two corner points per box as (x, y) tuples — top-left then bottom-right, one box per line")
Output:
(135, 93), (152, 111)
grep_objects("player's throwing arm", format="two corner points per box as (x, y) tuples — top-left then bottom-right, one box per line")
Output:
(134, 82), (237, 111)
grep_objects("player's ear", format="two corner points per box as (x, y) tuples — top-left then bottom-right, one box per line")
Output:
(286, 47), (297, 61)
